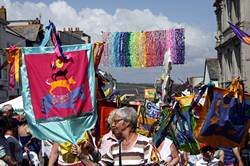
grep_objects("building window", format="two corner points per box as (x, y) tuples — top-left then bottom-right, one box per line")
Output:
(232, 48), (237, 78)
(227, 49), (233, 79)
(232, 0), (240, 22)
(222, 1), (229, 31)
(218, 53), (223, 84)
(0, 55), (2, 79)
(226, 0), (232, 22)
(227, 49), (232, 70)
(222, 51), (231, 82)
(235, 43), (241, 75)
(0, 90), (7, 99)
(0, 51), (8, 80)
(218, 12), (222, 33)
(223, 53), (229, 86)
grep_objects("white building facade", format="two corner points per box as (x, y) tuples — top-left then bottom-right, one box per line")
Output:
(213, 0), (250, 91)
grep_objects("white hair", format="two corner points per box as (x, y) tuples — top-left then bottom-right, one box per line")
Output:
(115, 107), (137, 131)
(107, 109), (117, 125)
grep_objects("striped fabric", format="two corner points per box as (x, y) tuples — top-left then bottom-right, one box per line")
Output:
(98, 134), (152, 166)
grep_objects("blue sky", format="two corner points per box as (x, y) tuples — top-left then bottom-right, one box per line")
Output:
(1, 0), (217, 83)
(25, 0), (216, 32)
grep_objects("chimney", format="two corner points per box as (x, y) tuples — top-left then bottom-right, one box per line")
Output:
(0, 6), (7, 21)
(35, 17), (40, 24)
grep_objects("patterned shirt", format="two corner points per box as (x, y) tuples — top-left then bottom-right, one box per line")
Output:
(99, 131), (117, 156)
(98, 134), (152, 166)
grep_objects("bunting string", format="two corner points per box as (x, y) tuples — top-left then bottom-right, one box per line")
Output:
(101, 32), (109, 65)
(102, 28), (185, 67)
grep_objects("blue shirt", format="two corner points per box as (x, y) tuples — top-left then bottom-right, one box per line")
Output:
(219, 147), (235, 164)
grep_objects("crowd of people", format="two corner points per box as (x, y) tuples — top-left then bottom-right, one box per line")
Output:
(0, 104), (249, 166)
(0, 104), (41, 166)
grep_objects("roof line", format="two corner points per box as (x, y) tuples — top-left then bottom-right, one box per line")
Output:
(8, 19), (39, 23)
(4, 25), (27, 39)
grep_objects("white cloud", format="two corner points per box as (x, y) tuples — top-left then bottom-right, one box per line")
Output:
(0, 0), (216, 83)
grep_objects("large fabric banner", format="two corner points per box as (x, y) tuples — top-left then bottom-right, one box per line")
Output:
(170, 96), (200, 155)
(137, 100), (161, 136)
(21, 43), (97, 143)
(196, 84), (250, 147)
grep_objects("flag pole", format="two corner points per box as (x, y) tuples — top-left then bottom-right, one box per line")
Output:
(161, 49), (172, 105)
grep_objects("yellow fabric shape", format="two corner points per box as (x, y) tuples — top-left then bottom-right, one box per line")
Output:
(93, 42), (105, 69)
(243, 36), (250, 44)
(59, 131), (92, 163)
(5, 47), (22, 85)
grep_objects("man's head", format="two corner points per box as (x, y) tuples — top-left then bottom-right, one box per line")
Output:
(110, 107), (137, 140)
(200, 145), (216, 162)
(1, 104), (14, 118)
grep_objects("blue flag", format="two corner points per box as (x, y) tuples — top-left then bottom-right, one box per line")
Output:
(228, 22), (250, 45)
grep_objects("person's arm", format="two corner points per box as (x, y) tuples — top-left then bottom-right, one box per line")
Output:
(79, 157), (97, 166)
(232, 147), (243, 166)
(0, 143), (17, 166)
(1, 155), (17, 166)
(48, 142), (59, 166)
(8, 141), (17, 161)
(167, 143), (179, 166)
(214, 149), (224, 163)
(90, 146), (101, 162)
(183, 152), (189, 166)
(71, 144), (98, 166)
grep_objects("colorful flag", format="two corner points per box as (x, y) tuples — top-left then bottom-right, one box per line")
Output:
(5, 46), (22, 89)
(21, 23), (97, 144)
(170, 96), (200, 155)
(144, 88), (156, 100)
(229, 22), (250, 45)
(197, 80), (250, 148)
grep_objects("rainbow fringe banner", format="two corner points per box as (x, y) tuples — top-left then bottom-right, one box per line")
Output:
(102, 29), (185, 67)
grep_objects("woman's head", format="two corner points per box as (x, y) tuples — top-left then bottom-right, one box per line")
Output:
(1, 104), (14, 117)
(114, 107), (137, 131)
(111, 107), (137, 140)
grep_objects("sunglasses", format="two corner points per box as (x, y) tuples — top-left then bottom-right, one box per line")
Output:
(112, 118), (123, 125)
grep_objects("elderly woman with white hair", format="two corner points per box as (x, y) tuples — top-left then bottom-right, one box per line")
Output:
(72, 106), (153, 166)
